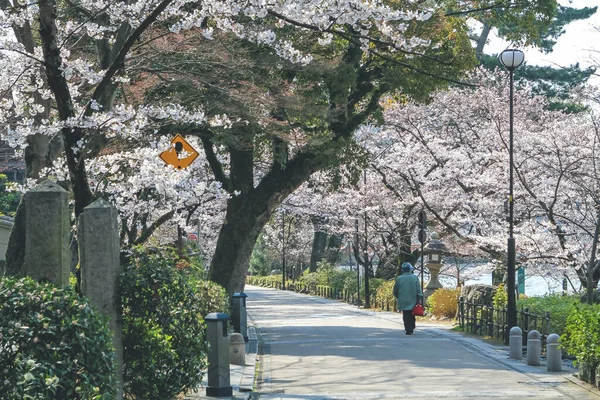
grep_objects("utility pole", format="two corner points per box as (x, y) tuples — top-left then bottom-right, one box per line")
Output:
(282, 209), (286, 290)
(355, 218), (360, 305)
(363, 169), (370, 309)
(417, 210), (427, 294)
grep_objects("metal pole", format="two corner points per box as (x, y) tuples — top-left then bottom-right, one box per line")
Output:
(355, 218), (360, 304)
(420, 239), (424, 294)
(282, 209), (286, 290)
(507, 69), (517, 334)
(363, 169), (370, 309)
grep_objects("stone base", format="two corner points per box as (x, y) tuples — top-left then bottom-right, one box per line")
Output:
(206, 386), (233, 397)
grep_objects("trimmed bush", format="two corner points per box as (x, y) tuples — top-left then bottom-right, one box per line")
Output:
(562, 303), (600, 382)
(374, 280), (396, 310)
(428, 288), (461, 319)
(193, 279), (230, 318)
(121, 247), (208, 400)
(0, 276), (116, 400)
(517, 293), (579, 336)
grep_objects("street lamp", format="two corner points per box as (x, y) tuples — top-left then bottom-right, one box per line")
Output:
(499, 48), (524, 336)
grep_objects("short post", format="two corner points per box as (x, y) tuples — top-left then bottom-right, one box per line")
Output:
(229, 332), (246, 366)
(23, 181), (70, 287)
(509, 326), (523, 360)
(527, 330), (541, 366)
(205, 313), (232, 397)
(546, 333), (562, 372)
(78, 199), (123, 399)
(231, 292), (248, 342)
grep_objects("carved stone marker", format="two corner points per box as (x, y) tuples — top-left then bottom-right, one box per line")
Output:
(79, 198), (123, 399)
(24, 180), (69, 287)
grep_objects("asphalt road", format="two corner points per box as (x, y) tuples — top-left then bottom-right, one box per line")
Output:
(246, 285), (599, 400)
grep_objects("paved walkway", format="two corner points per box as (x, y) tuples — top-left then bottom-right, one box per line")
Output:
(187, 285), (600, 399)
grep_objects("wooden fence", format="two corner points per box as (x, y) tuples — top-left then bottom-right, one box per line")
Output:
(457, 296), (551, 349)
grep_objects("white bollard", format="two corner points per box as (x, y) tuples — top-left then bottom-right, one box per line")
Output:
(546, 333), (562, 372)
(229, 333), (246, 366)
(509, 326), (523, 360)
(527, 330), (541, 366)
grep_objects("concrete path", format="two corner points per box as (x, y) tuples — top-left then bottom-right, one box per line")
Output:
(247, 285), (600, 400)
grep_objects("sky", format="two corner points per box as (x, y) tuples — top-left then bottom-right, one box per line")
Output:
(485, 0), (600, 73)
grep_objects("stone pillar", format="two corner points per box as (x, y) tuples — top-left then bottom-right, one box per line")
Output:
(206, 312), (232, 397)
(229, 332), (246, 366)
(422, 232), (447, 300)
(78, 199), (123, 399)
(509, 326), (523, 360)
(546, 334), (562, 372)
(423, 263), (443, 299)
(24, 180), (70, 287)
(526, 330), (541, 366)
(231, 292), (248, 342)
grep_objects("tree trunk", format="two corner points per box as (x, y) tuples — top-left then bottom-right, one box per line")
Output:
(325, 233), (343, 264)
(208, 196), (270, 294)
(475, 23), (492, 60)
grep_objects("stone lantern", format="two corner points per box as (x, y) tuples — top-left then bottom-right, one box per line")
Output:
(423, 232), (448, 299)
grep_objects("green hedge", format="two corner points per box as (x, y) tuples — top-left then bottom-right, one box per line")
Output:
(517, 294), (579, 336)
(121, 247), (209, 400)
(0, 277), (116, 400)
(562, 303), (600, 370)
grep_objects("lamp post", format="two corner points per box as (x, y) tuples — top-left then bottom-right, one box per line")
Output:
(499, 48), (524, 335)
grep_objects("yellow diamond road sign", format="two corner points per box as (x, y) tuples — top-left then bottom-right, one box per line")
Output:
(160, 134), (199, 170)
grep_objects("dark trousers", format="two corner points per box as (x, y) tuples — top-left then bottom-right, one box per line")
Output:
(402, 310), (416, 333)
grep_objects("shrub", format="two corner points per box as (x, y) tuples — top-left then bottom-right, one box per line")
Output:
(374, 280), (396, 310)
(0, 277), (116, 400)
(493, 283), (508, 309)
(428, 288), (461, 319)
(193, 279), (230, 319)
(517, 293), (579, 336)
(121, 247), (208, 400)
(562, 303), (600, 371)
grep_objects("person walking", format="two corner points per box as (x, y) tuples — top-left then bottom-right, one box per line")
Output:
(393, 262), (423, 335)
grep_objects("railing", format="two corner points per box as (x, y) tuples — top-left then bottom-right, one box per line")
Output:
(457, 297), (551, 349)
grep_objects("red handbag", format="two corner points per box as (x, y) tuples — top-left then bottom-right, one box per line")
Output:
(412, 303), (425, 316)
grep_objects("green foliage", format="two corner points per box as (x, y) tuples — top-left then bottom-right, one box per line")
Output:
(120, 247), (208, 400)
(0, 276), (116, 400)
(428, 288), (461, 319)
(562, 303), (600, 367)
(246, 274), (282, 288)
(374, 280), (396, 310)
(537, 5), (597, 53)
(518, 293), (579, 336)
(193, 279), (230, 319)
(493, 283), (508, 309)
(0, 174), (20, 216)
(479, 55), (594, 113)
(249, 235), (275, 276)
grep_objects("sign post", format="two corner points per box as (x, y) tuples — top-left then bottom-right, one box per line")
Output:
(417, 210), (427, 294)
(159, 134), (199, 169)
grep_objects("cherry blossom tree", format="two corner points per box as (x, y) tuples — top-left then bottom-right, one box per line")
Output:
(3, 0), (555, 293)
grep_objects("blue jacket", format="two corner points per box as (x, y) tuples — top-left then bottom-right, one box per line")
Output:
(393, 272), (423, 311)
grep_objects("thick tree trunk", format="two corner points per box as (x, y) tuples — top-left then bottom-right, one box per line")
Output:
(208, 196), (271, 294)
(310, 230), (328, 272)
(325, 233), (343, 264)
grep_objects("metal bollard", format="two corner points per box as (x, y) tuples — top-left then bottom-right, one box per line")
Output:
(229, 332), (246, 366)
(205, 313), (232, 397)
(526, 330), (541, 366)
(509, 326), (523, 360)
(231, 292), (248, 342)
(546, 333), (562, 372)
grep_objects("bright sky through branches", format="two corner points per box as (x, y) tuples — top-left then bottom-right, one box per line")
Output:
(486, 0), (600, 73)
